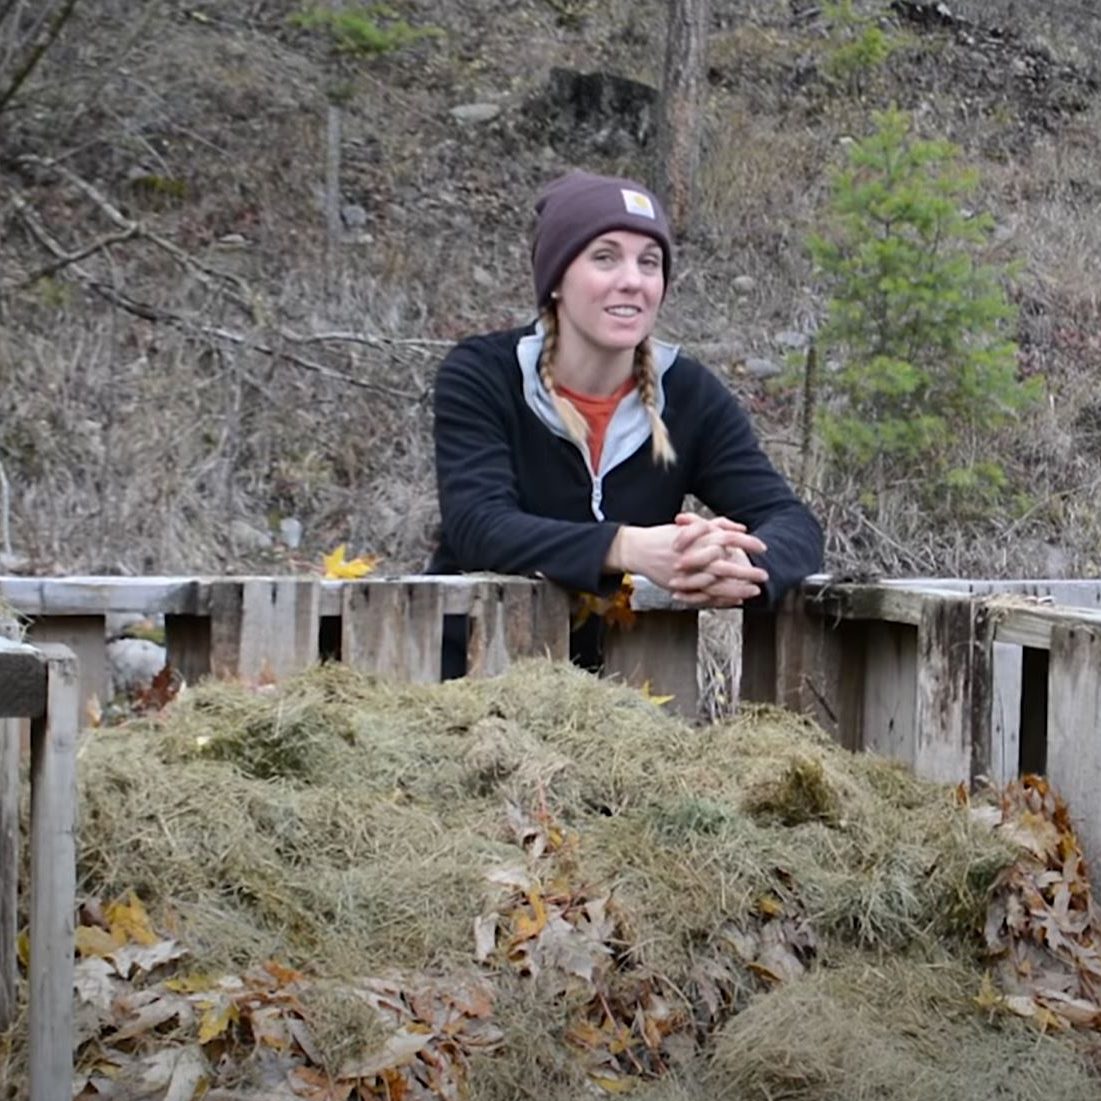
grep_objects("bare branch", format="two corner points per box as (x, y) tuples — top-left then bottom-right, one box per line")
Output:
(8, 188), (430, 400)
(290, 329), (454, 350)
(20, 225), (138, 286)
(17, 154), (257, 311)
(0, 460), (11, 559)
(205, 327), (424, 401)
(0, 0), (80, 114)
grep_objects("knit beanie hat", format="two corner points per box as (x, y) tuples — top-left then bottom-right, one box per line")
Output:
(531, 171), (673, 308)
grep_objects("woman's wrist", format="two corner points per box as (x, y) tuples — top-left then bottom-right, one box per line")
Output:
(605, 525), (636, 573)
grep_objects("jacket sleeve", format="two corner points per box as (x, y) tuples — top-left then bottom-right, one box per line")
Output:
(687, 366), (824, 606)
(433, 340), (621, 593)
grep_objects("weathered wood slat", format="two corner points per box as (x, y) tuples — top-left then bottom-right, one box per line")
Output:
(604, 611), (699, 718)
(993, 602), (1101, 649)
(529, 584), (571, 661)
(208, 578), (320, 682)
(27, 643), (78, 1101)
(1046, 623), (1101, 885)
(164, 614), (212, 686)
(26, 616), (105, 721)
(773, 592), (852, 736)
(322, 574), (548, 619)
(0, 635), (46, 718)
(989, 642), (1023, 786)
(739, 609), (777, 706)
(466, 581), (512, 678)
(861, 621), (918, 765)
(807, 583), (963, 627)
(913, 597), (991, 785)
(0, 623), (28, 1032)
(0, 577), (204, 615)
(341, 581), (444, 683)
(0, 719), (16, 1033)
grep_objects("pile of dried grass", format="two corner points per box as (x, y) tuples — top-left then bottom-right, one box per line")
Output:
(708, 946), (1101, 1101)
(65, 660), (1100, 1100)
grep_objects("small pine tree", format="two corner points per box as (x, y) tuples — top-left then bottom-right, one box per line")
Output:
(810, 107), (1041, 512)
(821, 0), (904, 99)
(291, 4), (439, 58)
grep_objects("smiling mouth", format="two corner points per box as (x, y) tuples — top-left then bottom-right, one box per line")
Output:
(606, 306), (642, 317)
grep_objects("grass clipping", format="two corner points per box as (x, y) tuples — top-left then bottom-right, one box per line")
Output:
(63, 660), (1100, 1100)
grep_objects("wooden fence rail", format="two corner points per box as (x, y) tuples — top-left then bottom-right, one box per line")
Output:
(3, 572), (1101, 869)
(0, 626), (79, 1101)
(750, 580), (1101, 881)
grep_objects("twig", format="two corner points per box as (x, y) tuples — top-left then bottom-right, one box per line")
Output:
(290, 329), (454, 350)
(207, 326), (424, 400)
(0, 460), (11, 558)
(20, 224), (138, 286)
(0, 0), (80, 114)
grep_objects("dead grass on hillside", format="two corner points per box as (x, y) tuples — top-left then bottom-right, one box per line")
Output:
(38, 661), (1100, 1099)
(6, 0), (1101, 586)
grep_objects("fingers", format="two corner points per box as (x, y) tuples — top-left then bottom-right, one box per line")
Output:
(672, 513), (767, 557)
(671, 513), (713, 552)
(676, 511), (746, 531)
(675, 537), (770, 578)
(669, 577), (763, 606)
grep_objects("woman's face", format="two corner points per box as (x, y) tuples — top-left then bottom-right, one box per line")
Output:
(555, 230), (664, 359)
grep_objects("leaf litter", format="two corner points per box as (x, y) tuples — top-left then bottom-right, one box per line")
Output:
(4, 660), (1101, 1099)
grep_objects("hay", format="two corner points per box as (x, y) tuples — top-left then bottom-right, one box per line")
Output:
(709, 946), (1100, 1101)
(65, 659), (1100, 1100)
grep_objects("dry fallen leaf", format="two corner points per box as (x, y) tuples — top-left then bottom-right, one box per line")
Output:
(322, 544), (379, 580)
(198, 995), (241, 1044)
(639, 680), (674, 707)
(105, 892), (159, 948)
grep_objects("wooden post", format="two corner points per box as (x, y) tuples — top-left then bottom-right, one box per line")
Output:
(776, 592), (851, 736)
(466, 581), (512, 678)
(1046, 623), (1101, 884)
(207, 578), (320, 682)
(739, 608), (777, 705)
(832, 619), (869, 753)
(860, 620), (918, 764)
(744, 595), (868, 748)
(969, 602), (997, 785)
(603, 610), (700, 718)
(989, 642), (1023, 786)
(164, 613), (212, 687)
(462, 578), (570, 679)
(524, 582), (571, 662)
(27, 614), (105, 721)
(27, 643), (78, 1101)
(342, 580), (445, 683)
(0, 625), (39, 1033)
(913, 596), (992, 786)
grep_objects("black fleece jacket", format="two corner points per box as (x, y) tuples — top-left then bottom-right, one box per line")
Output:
(430, 325), (823, 606)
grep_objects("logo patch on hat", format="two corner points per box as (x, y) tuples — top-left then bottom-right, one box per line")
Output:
(621, 188), (656, 219)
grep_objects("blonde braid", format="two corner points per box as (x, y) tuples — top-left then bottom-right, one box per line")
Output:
(538, 307), (590, 450)
(634, 338), (676, 466)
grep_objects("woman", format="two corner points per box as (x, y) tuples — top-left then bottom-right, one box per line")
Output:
(430, 170), (823, 671)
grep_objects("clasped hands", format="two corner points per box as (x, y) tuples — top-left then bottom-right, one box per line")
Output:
(607, 511), (769, 608)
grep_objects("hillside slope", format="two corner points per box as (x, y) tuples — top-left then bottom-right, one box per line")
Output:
(2, 0), (1100, 579)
